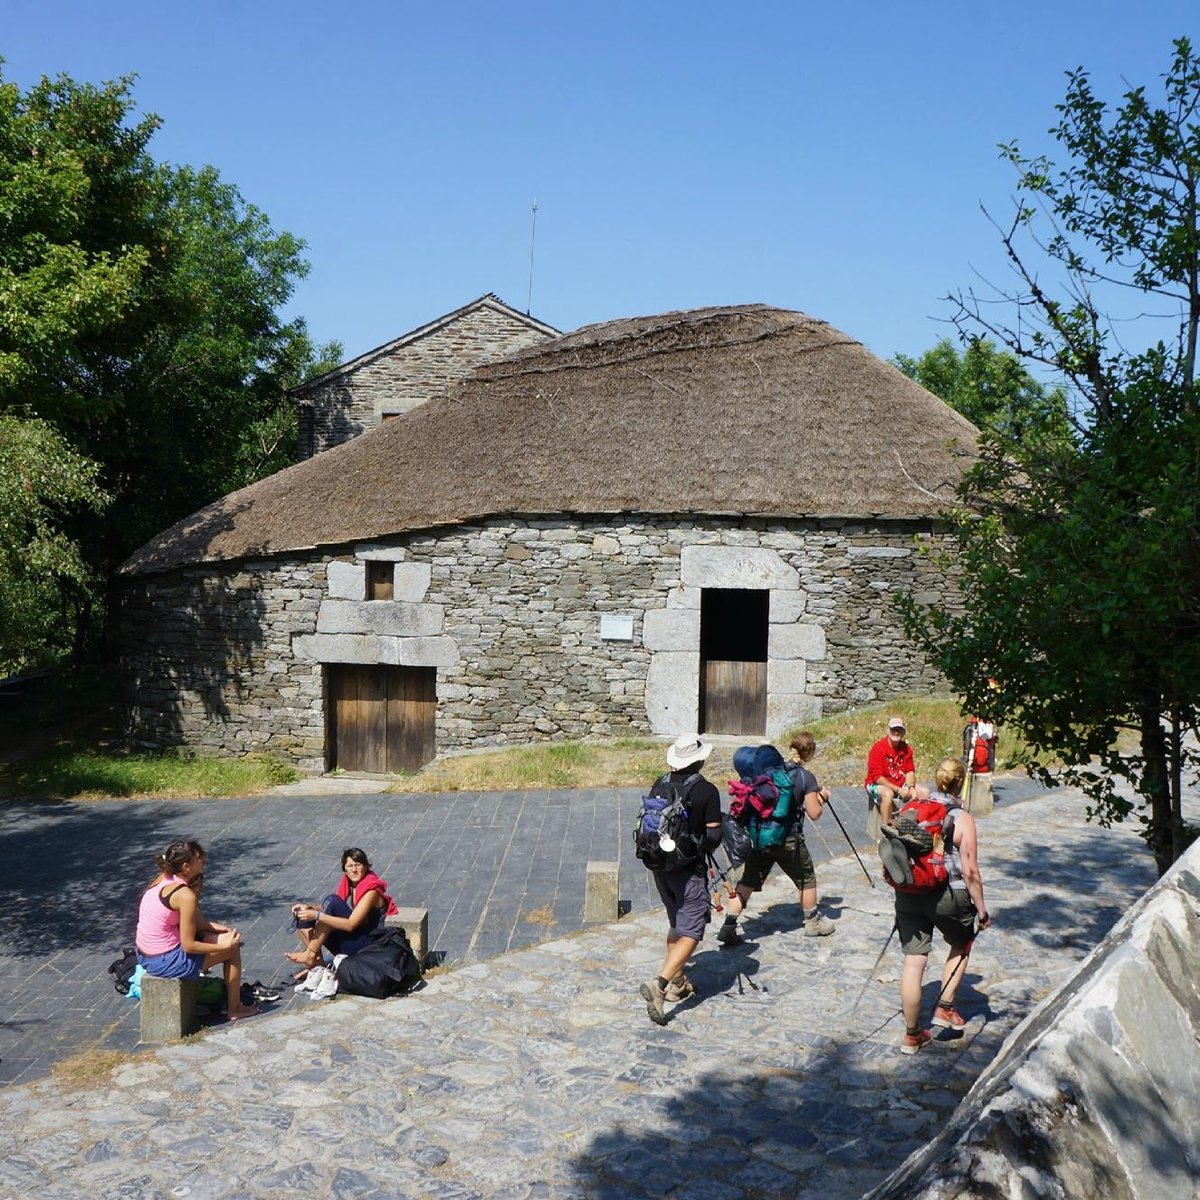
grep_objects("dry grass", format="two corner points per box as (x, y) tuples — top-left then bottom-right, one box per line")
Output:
(50, 1045), (137, 1090)
(385, 696), (1025, 794)
(522, 906), (557, 928)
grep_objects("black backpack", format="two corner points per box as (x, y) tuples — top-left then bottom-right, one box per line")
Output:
(335, 926), (423, 999)
(107, 947), (138, 995)
(634, 773), (705, 870)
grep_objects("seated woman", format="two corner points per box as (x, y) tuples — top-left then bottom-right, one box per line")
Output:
(287, 847), (399, 974)
(135, 838), (260, 1020)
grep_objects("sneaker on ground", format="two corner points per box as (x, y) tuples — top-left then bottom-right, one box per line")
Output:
(900, 1028), (933, 1055)
(295, 965), (325, 993)
(716, 923), (743, 946)
(804, 913), (836, 937)
(665, 974), (695, 1003)
(932, 1004), (966, 1029)
(311, 969), (339, 999)
(639, 978), (667, 1025)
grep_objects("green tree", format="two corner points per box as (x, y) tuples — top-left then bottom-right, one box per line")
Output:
(892, 337), (1070, 443)
(0, 65), (319, 663)
(901, 37), (1200, 874)
(0, 414), (109, 674)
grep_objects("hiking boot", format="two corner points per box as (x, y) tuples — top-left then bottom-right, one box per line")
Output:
(804, 911), (835, 937)
(932, 1003), (966, 1029)
(639, 978), (668, 1026)
(716, 922), (743, 946)
(900, 1028), (933, 1055)
(664, 973), (695, 1003)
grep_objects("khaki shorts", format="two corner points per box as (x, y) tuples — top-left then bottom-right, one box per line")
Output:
(738, 834), (816, 893)
(895, 885), (976, 956)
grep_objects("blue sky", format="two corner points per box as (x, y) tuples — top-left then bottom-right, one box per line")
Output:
(3, 2), (1196, 363)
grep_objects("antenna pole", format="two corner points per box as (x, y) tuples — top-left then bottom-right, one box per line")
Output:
(526, 200), (538, 314)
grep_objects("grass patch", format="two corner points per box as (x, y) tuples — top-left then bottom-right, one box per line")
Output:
(1, 746), (299, 802)
(388, 737), (666, 793)
(387, 696), (1026, 794)
(522, 906), (557, 928)
(796, 694), (1028, 787)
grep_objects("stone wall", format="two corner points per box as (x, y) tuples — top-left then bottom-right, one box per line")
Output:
(300, 305), (556, 457)
(867, 843), (1200, 1200)
(121, 515), (959, 769)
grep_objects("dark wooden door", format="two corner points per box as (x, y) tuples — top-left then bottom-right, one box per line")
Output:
(701, 659), (767, 735)
(328, 665), (436, 773)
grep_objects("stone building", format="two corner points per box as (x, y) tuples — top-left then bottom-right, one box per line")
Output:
(120, 305), (977, 774)
(294, 293), (558, 458)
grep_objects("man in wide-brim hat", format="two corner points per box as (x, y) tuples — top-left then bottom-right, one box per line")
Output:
(638, 734), (723, 1026)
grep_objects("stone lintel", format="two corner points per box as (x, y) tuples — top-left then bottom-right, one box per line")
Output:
(681, 545), (799, 591)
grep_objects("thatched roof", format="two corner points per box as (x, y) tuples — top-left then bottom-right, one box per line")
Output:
(121, 305), (978, 577)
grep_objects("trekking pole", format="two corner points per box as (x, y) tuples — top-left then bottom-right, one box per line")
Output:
(823, 794), (875, 888)
(853, 921), (896, 1011)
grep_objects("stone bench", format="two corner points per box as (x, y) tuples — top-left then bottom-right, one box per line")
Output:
(583, 861), (619, 923)
(383, 906), (429, 964)
(139, 975), (198, 1044)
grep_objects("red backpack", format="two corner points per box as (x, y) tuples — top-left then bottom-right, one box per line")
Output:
(883, 797), (957, 893)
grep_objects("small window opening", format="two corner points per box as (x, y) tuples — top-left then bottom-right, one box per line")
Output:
(366, 561), (394, 600)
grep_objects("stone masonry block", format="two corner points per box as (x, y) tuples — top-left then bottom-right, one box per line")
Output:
(392, 563), (432, 602)
(769, 623), (827, 662)
(583, 861), (620, 923)
(139, 975), (198, 1043)
(769, 590), (808, 623)
(642, 608), (700, 652)
(767, 658), (807, 695)
(644, 651), (699, 735)
(327, 560), (366, 600)
(766, 693), (822, 737)
(317, 599), (444, 637)
(681, 545), (799, 591)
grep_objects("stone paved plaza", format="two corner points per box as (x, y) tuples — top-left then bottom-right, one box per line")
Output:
(0, 777), (1163, 1198)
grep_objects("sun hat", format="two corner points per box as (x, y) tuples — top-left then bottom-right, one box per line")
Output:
(887, 716), (907, 732)
(667, 733), (714, 770)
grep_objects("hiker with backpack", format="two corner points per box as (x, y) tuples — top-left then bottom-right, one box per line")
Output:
(716, 734), (835, 945)
(635, 734), (723, 1026)
(885, 756), (990, 1056)
(865, 714), (930, 824)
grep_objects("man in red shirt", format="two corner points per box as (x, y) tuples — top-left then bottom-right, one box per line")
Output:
(865, 715), (929, 824)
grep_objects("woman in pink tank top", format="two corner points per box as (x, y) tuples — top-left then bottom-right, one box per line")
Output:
(135, 839), (260, 1022)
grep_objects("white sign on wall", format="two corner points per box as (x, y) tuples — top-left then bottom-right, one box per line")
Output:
(600, 614), (635, 642)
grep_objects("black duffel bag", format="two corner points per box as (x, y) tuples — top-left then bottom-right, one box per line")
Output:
(334, 926), (423, 999)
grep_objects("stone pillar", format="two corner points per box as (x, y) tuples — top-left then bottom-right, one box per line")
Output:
(964, 773), (994, 816)
(583, 861), (620, 923)
(139, 976), (198, 1043)
(384, 907), (429, 963)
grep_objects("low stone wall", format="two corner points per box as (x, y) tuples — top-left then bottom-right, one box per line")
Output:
(868, 843), (1200, 1199)
(121, 515), (959, 767)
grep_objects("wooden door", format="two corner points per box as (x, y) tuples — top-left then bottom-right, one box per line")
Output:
(328, 665), (436, 773)
(701, 659), (767, 735)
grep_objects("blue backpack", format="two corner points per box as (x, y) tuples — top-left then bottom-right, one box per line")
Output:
(727, 746), (794, 851)
(634, 774), (705, 870)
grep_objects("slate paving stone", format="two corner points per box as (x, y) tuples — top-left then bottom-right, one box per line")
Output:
(0, 777), (1189, 1198)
